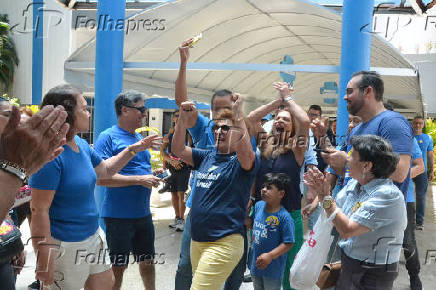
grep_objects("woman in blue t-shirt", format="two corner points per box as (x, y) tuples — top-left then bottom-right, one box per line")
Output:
(29, 85), (161, 289)
(171, 95), (257, 290)
(251, 82), (310, 290)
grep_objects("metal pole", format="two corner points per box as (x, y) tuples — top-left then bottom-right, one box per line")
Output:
(337, 0), (375, 146)
(94, 0), (126, 229)
(32, 2), (43, 105)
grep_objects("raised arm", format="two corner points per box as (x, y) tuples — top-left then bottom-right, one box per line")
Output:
(232, 94), (255, 171)
(171, 102), (197, 166)
(175, 39), (192, 107)
(274, 82), (310, 159)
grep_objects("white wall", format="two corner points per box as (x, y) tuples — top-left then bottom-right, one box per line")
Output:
(148, 108), (163, 134)
(0, 0), (72, 104)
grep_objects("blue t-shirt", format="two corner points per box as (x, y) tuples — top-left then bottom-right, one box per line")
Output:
(406, 139), (423, 203)
(29, 136), (102, 242)
(250, 201), (294, 280)
(186, 113), (257, 208)
(94, 125), (152, 218)
(345, 110), (413, 195)
(414, 133), (433, 172)
(190, 148), (259, 242)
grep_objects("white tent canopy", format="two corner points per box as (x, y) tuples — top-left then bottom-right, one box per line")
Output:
(65, 0), (422, 116)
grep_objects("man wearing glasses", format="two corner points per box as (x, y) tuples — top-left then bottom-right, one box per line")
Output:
(94, 90), (163, 290)
(315, 71), (421, 289)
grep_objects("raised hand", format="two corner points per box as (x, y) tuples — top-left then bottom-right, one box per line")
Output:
(272, 82), (294, 100)
(179, 101), (198, 128)
(0, 105), (69, 175)
(179, 38), (192, 64)
(231, 93), (243, 118)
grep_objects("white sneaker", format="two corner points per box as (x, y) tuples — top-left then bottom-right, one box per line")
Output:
(169, 218), (178, 228)
(175, 219), (185, 232)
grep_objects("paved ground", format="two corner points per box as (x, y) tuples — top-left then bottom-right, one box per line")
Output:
(15, 185), (436, 290)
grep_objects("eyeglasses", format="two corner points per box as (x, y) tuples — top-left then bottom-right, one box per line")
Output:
(174, 114), (180, 118)
(308, 113), (320, 118)
(124, 105), (146, 114)
(346, 86), (367, 96)
(212, 124), (231, 133)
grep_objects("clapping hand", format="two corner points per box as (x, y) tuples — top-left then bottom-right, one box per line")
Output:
(303, 167), (330, 199)
(272, 82), (294, 101)
(0, 105), (69, 175)
(310, 117), (329, 139)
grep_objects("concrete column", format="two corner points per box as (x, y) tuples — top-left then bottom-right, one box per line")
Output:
(337, 0), (375, 146)
(94, 0), (126, 228)
(32, 2), (43, 105)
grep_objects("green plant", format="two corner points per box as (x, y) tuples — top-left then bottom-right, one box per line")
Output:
(0, 14), (19, 92)
(424, 118), (436, 146)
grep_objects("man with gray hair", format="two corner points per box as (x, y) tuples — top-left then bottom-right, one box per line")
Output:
(94, 90), (162, 290)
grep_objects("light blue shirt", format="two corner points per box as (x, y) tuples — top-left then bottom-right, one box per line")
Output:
(336, 179), (407, 264)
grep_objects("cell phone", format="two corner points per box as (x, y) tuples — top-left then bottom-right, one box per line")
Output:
(155, 171), (169, 179)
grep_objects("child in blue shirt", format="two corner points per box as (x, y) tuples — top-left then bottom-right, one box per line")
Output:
(250, 173), (295, 290)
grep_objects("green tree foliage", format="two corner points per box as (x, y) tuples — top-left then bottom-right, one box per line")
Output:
(0, 14), (19, 92)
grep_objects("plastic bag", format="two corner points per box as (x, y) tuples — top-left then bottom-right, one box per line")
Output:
(289, 207), (336, 289)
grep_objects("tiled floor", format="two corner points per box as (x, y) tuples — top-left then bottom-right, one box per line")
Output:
(15, 185), (436, 290)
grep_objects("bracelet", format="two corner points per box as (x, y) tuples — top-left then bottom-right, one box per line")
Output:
(250, 196), (256, 202)
(0, 160), (28, 185)
(128, 146), (137, 157)
(328, 207), (340, 221)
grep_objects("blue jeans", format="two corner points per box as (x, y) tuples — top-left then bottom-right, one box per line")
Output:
(253, 275), (281, 290)
(175, 213), (247, 290)
(413, 173), (428, 226)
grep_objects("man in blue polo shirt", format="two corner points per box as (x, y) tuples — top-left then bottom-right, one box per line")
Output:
(412, 116), (434, 230)
(94, 90), (163, 290)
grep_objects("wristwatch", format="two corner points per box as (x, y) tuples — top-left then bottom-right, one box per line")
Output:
(0, 160), (28, 185)
(322, 196), (334, 209)
(284, 96), (293, 102)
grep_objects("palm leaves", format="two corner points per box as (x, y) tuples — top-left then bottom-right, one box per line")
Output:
(0, 15), (19, 93)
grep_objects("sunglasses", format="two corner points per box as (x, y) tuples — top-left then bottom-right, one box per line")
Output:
(346, 86), (367, 96)
(212, 124), (231, 133)
(125, 105), (146, 114)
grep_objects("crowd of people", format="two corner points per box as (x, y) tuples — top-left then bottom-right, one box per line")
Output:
(0, 37), (432, 290)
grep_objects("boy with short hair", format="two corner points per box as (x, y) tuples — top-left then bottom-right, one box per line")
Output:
(250, 172), (295, 290)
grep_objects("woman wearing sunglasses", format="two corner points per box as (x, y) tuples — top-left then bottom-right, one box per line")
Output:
(249, 82), (310, 290)
(171, 95), (258, 290)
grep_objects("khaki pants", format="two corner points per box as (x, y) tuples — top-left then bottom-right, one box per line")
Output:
(190, 234), (243, 290)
